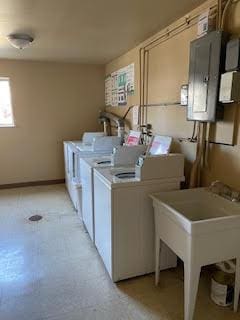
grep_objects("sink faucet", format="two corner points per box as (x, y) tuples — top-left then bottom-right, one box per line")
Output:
(231, 191), (240, 202)
(209, 181), (240, 202)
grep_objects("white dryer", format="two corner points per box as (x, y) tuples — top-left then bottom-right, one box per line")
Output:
(80, 145), (147, 242)
(93, 154), (185, 282)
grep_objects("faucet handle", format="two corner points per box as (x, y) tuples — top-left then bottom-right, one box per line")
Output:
(209, 180), (226, 195)
(209, 181), (238, 201)
(231, 191), (240, 202)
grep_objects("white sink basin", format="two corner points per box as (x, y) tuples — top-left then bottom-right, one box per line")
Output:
(150, 188), (240, 320)
(152, 188), (240, 235)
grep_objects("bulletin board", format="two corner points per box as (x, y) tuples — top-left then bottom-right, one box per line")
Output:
(105, 63), (134, 107)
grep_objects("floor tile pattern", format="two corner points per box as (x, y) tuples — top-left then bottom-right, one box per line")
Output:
(0, 184), (238, 320)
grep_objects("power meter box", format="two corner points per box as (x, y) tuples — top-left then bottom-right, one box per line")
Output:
(219, 71), (240, 103)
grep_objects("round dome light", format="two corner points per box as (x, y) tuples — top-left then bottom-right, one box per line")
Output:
(7, 33), (34, 49)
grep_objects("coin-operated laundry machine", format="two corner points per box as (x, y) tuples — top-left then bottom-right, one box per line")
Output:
(64, 135), (122, 210)
(93, 152), (185, 282)
(80, 144), (147, 242)
(63, 132), (105, 198)
(77, 130), (143, 216)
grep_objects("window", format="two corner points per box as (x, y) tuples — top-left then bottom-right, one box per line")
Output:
(0, 78), (14, 127)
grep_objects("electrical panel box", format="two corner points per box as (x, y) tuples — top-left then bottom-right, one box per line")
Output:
(225, 38), (240, 72)
(187, 31), (227, 122)
(219, 71), (240, 103)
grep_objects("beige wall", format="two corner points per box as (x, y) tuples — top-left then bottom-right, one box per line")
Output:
(105, 0), (240, 190)
(0, 59), (104, 185)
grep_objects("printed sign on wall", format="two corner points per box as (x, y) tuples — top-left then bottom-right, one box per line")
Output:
(105, 63), (135, 107)
(105, 76), (112, 106)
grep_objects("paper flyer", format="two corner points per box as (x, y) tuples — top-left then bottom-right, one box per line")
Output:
(125, 130), (141, 146)
(105, 63), (135, 107)
(148, 136), (172, 155)
(105, 76), (112, 106)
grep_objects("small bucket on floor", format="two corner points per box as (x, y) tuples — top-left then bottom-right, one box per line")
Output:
(211, 261), (235, 307)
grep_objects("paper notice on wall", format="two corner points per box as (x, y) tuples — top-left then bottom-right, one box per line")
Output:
(117, 68), (127, 106)
(126, 63), (134, 94)
(148, 135), (172, 155)
(105, 63), (135, 107)
(105, 76), (112, 106)
(125, 130), (141, 146)
(197, 10), (210, 38)
(111, 71), (118, 106)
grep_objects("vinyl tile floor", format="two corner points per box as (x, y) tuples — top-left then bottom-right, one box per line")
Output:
(0, 184), (238, 320)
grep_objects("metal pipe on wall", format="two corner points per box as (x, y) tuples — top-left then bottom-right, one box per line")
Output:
(189, 122), (207, 188)
(221, 0), (233, 29)
(189, 0), (238, 188)
(144, 50), (150, 125)
(137, 0), (233, 129)
(142, 49), (146, 126)
(138, 1), (219, 128)
(139, 48), (142, 126)
(138, 0), (235, 188)
(217, 0), (223, 28)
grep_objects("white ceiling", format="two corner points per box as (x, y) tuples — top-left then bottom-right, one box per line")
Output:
(0, 0), (205, 64)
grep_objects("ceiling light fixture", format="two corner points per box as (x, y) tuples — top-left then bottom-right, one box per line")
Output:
(7, 33), (34, 49)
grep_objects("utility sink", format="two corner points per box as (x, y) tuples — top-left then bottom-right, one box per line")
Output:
(152, 188), (240, 235)
(150, 188), (240, 320)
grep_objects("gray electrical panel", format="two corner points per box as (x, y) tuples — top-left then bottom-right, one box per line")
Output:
(187, 31), (227, 122)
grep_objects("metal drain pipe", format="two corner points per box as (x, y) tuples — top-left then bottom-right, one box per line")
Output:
(99, 111), (125, 141)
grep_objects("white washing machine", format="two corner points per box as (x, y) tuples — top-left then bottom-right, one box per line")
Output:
(64, 135), (122, 210)
(64, 141), (83, 204)
(80, 145), (147, 242)
(63, 132), (105, 196)
(93, 154), (185, 282)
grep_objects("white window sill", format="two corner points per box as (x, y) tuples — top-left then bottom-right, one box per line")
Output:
(0, 124), (16, 128)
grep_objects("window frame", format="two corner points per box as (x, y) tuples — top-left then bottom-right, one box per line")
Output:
(0, 77), (15, 128)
